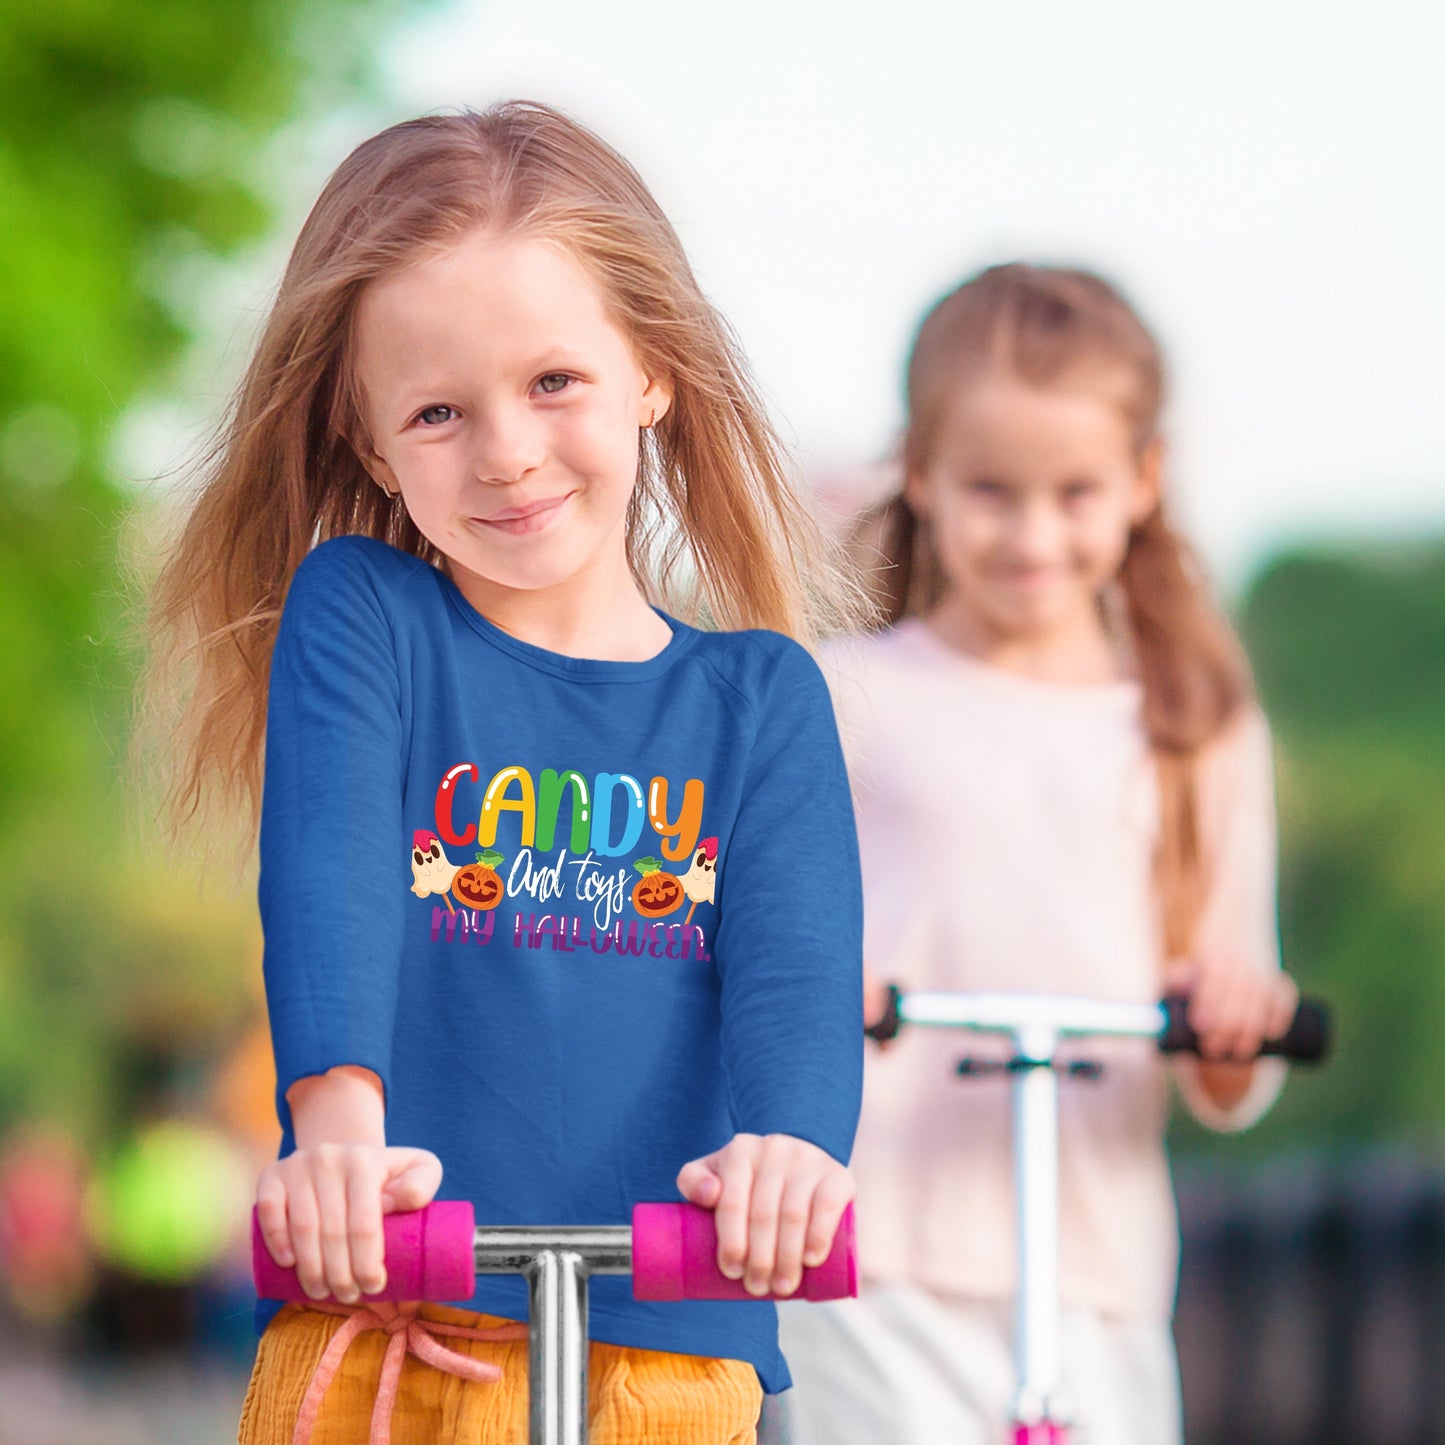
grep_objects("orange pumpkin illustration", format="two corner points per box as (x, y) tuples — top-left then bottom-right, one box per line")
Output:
(631, 856), (684, 918)
(452, 849), (506, 911)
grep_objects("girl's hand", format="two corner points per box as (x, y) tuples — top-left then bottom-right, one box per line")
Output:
(255, 1144), (442, 1304)
(862, 964), (895, 1045)
(1177, 957), (1299, 1062)
(675, 1133), (855, 1298)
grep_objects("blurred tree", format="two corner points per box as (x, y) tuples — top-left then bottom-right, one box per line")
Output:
(0, 0), (414, 1141)
(1173, 540), (1445, 1154)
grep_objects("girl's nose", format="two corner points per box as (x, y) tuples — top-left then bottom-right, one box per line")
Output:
(1005, 495), (1062, 560)
(471, 407), (545, 485)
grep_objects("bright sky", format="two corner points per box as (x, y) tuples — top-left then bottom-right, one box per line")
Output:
(158, 0), (1443, 593)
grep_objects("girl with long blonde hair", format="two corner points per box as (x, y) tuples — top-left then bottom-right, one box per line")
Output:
(146, 102), (866, 1444)
(773, 263), (1299, 1445)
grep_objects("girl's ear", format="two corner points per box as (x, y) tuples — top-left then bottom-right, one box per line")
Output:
(902, 468), (932, 519)
(356, 441), (402, 499)
(639, 373), (673, 429)
(1132, 437), (1164, 524)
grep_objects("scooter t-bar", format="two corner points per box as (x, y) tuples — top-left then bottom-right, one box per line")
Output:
(865, 989), (1329, 1440)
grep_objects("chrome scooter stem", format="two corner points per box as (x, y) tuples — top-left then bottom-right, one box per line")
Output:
(896, 992), (1169, 1431)
(473, 1225), (633, 1445)
(1013, 1025), (1064, 1429)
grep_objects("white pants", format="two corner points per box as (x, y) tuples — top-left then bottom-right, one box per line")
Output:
(765, 1285), (1182, 1445)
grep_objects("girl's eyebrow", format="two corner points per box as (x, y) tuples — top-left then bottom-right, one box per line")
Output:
(385, 346), (596, 399)
(515, 346), (593, 374)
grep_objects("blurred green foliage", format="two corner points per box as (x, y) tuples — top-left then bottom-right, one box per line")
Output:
(1174, 540), (1445, 1155)
(0, 0), (410, 1144)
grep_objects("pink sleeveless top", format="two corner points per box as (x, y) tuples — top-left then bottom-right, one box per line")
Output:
(825, 621), (1283, 1322)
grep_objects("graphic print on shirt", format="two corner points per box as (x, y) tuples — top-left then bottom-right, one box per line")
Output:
(631, 857), (685, 917)
(409, 830), (461, 912)
(449, 849), (506, 912)
(679, 837), (718, 926)
(413, 762), (718, 960)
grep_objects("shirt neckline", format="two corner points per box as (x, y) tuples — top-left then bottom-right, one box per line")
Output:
(432, 565), (697, 682)
(887, 617), (1142, 706)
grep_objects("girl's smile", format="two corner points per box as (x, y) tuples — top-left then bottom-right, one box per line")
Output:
(472, 492), (577, 535)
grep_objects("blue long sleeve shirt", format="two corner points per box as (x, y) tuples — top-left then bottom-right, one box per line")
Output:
(257, 535), (863, 1389)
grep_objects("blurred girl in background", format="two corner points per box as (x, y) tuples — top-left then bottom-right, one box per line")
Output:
(772, 264), (1299, 1445)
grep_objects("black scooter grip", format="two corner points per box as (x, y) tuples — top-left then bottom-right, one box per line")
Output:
(1160, 993), (1331, 1063)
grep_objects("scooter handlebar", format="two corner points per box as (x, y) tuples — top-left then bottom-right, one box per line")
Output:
(866, 984), (1332, 1063)
(252, 1199), (858, 1306)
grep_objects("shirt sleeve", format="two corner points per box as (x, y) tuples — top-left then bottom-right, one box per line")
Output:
(710, 640), (865, 1164)
(1173, 706), (1288, 1132)
(257, 540), (406, 1141)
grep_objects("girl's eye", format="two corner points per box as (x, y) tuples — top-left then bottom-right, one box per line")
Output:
(417, 405), (457, 426)
(536, 373), (572, 395)
(967, 478), (1006, 499)
(1061, 480), (1099, 504)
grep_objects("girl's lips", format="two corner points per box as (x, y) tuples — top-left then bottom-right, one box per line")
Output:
(473, 494), (572, 535)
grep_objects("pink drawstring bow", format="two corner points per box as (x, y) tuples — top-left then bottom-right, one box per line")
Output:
(290, 1301), (529, 1445)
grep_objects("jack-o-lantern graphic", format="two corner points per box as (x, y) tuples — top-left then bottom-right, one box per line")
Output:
(631, 856), (685, 918)
(451, 849), (506, 911)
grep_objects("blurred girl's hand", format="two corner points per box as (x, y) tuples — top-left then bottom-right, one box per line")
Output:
(1179, 957), (1299, 1062)
(676, 1134), (855, 1298)
(863, 965), (897, 1048)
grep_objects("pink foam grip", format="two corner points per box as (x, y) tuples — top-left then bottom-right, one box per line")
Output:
(631, 1200), (857, 1301)
(251, 1200), (476, 1303)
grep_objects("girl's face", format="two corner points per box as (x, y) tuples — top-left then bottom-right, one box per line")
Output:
(907, 374), (1158, 646)
(352, 229), (670, 606)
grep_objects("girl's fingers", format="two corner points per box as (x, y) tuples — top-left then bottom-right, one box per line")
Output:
(681, 1135), (853, 1295)
(381, 1148), (443, 1214)
(709, 1140), (759, 1282)
(1197, 967), (1298, 1061)
(256, 1171), (294, 1268)
(286, 1179), (326, 1300)
(769, 1174), (814, 1296)
(676, 1155), (723, 1209)
(802, 1167), (855, 1270)
(1202, 969), (1244, 1057)
(1267, 975), (1300, 1041)
(1194, 965), (1248, 1058)
(744, 1158), (787, 1297)
(312, 1155), (358, 1302)
(347, 1164), (388, 1297)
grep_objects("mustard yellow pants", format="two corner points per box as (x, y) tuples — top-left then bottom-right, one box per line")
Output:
(238, 1303), (762, 1445)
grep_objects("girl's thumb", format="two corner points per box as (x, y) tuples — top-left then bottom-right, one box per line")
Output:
(380, 1147), (444, 1213)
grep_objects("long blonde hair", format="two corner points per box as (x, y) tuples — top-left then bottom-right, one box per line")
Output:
(141, 102), (867, 856)
(860, 263), (1252, 958)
